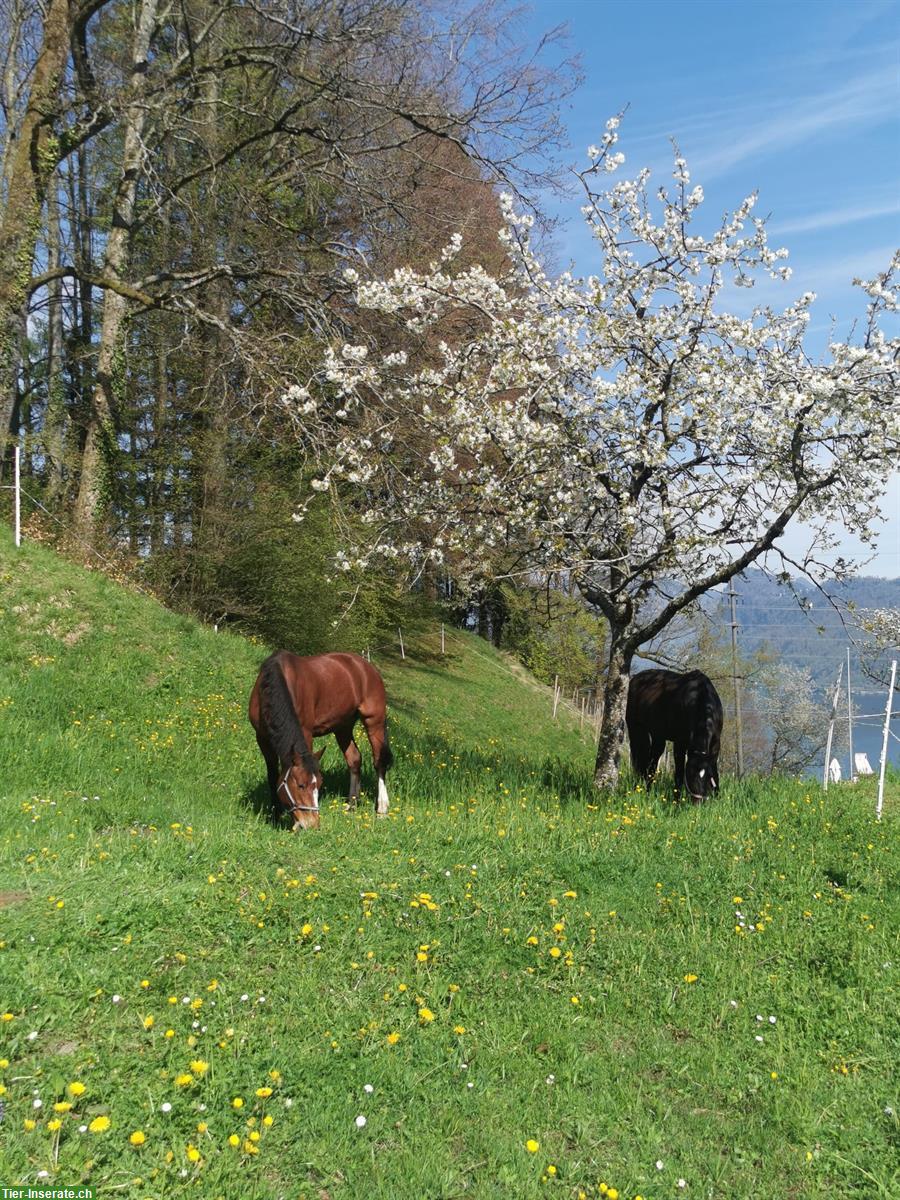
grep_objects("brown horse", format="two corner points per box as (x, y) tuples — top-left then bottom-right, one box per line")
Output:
(248, 651), (393, 830)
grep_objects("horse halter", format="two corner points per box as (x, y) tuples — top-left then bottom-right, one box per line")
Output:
(278, 770), (319, 814)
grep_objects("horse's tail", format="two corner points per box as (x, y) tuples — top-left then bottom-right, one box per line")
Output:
(259, 653), (311, 767)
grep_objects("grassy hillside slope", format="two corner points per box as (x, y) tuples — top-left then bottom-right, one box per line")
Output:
(0, 532), (897, 1200)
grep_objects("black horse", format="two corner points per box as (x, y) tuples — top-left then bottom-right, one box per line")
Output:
(626, 669), (723, 801)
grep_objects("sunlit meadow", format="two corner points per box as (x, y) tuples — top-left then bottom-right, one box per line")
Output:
(0, 532), (897, 1199)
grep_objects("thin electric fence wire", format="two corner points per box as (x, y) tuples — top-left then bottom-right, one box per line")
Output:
(10, 485), (160, 603)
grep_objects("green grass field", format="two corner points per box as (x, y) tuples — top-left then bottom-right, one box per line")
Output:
(0, 531), (897, 1200)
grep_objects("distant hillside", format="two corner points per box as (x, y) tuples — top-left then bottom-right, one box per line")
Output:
(710, 570), (900, 694)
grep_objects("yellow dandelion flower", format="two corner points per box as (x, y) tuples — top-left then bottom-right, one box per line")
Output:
(175, 1073), (194, 1087)
(683, 973), (699, 984)
(418, 1007), (435, 1023)
(142, 1016), (154, 1029)
(186, 1144), (201, 1163)
(453, 1025), (466, 1035)
(88, 1115), (111, 1133)
(67, 1082), (86, 1097)
(48, 1119), (62, 1131)
(53, 1101), (72, 1113)
(549, 946), (562, 959)
(255, 1087), (273, 1098)
(249, 1130), (261, 1143)
(386, 1032), (400, 1045)
(243, 1139), (259, 1155)
(526, 936), (539, 946)
(301, 924), (313, 937)
(189, 1060), (209, 1076)
(228, 1134), (240, 1147)
(140, 979), (150, 989)
(1, 1013), (14, 1022)
(24, 1119), (36, 1131)
(525, 1138), (539, 1153)
(197, 1122), (208, 1134)
(546, 1164), (557, 1176)
(268, 1070), (281, 1082)
(263, 1115), (274, 1127)
(130, 1130), (146, 1146)
(164, 1029), (175, 1039)
(232, 1097), (244, 1109)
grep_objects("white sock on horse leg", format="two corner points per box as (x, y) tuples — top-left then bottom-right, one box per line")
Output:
(376, 776), (389, 816)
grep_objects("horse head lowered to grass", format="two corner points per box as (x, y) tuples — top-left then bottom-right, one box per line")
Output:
(248, 651), (393, 830)
(626, 668), (723, 802)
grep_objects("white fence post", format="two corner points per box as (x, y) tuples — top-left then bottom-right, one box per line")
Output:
(847, 647), (854, 781)
(14, 444), (21, 547)
(876, 659), (896, 822)
(823, 660), (844, 792)
(398, 627), (405, 660)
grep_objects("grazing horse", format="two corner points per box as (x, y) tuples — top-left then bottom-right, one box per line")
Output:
(626, 669), (723, 802)
(248, 651), (393, 830)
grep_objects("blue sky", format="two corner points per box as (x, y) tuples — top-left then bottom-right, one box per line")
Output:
(522, 0), (900, 578)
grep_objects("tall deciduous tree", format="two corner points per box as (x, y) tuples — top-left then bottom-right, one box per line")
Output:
(0, 0), (74, 465)
(301, 124), (900, 789)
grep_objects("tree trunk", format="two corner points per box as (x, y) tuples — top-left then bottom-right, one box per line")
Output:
(593, 629), (634, 791)
(72, 0), (158, 543)
(43, 170), (67, 503)
(0, 0), (71, 471)
(65, 146), (94, 461)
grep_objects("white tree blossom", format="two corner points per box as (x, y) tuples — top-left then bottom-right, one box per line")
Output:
(856, 607), (900, 685)
(289, 128), (900, 789)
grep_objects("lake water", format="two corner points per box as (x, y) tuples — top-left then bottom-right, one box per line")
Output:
(817, 694), (899, 782)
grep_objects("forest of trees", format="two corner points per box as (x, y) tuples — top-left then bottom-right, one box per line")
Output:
(0, 0), (577, 651)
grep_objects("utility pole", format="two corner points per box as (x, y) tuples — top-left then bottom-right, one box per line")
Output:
(728, 579), (744, 778)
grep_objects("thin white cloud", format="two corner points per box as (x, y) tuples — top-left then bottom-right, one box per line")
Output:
(774, 199), (900, 236)
(691, 66), (898, 180)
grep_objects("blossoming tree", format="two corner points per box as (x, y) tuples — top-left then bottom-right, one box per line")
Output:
(292, 121), (900, 789)
(857, 608), (900, 685)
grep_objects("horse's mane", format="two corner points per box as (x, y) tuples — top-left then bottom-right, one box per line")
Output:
(259, 653), (318, 772)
